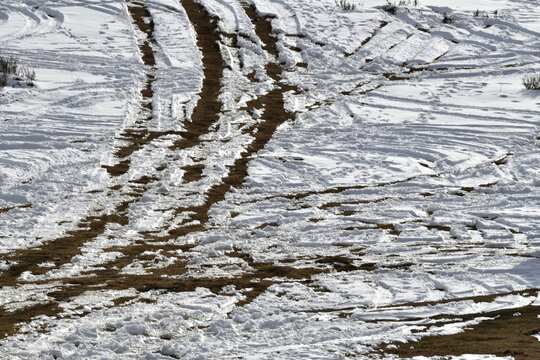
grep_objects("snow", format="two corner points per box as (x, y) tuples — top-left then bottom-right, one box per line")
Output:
(0, 0), (539, 358)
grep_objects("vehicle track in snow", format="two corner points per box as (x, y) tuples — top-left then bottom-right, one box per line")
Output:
(0, 0), (183, 338)
(1, 1), (539, 358)
(103, 1), (183, 177)
(0, 0), (316, 338)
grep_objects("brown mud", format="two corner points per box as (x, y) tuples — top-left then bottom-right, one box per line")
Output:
(103, 1), (157, 177)
(0, 203), (32, 214)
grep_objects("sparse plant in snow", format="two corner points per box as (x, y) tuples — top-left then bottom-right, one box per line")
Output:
(22, 66), (36, 86)
(442, 13), (452, 24)
(382, 2), (397, 14)
(0, 56), (18, 75)
(473, 9), (500, 18)
(336, 0), (356, 11)
(522, 74), (540, 90)
(382, 0), (418, 14)
(0, 56), (37, 87)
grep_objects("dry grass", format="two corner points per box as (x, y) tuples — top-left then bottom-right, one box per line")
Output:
(523, 74), (540, 90)
(336, 0), (356, 11)
(0, 56), (36, 87)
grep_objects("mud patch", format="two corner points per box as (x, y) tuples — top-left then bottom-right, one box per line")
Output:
(0, 203), (32, 214)
(390, 304), (540, 360)
(181, 164), (205, 183)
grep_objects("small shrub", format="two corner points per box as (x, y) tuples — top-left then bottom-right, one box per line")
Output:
(0, 56), (18, 75)
(523, 74), (540, 90)
(473, 9), (500, 18)
(22, 66), (36, 86)
(442, 13), (452, 24)
(382, 0), (418, 14)
(382, 3), (397, 14)
(0, 56), (36, 87)
(336, 0), (356, 10)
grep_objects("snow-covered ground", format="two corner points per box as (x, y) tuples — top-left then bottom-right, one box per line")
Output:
(0, 0), (539, 358)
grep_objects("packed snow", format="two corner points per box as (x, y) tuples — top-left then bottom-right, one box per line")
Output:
(0, 0), (539, 358)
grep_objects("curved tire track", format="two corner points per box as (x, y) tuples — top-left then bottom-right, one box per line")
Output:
(0, 0), (163, 338)
(0, 0), (352, 340)
(0, 0), (228, 339)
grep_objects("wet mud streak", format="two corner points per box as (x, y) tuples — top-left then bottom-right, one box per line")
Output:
(170, 0), (222, 151)
(240, 176), (420, 204)
(206, 3), (296, 191)
(0, 203), (32, 214)
(164, 1), (298, 237)
(181, 164), (205, 183)
(102, 1), (157, 177)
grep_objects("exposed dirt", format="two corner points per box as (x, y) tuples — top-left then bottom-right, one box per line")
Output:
(181, 164), (205, 183)
(493, 152), (513, 166)
(102, 2), (158, 177)
(127, 1), (156, 66)
(390, 304), (540, 359)
(4, 4), (530, 359)
(0, 203), (32, 214)
(169, 0), (223, 152)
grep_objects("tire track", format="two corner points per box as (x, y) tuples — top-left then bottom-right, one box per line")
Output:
(102, 1), (180, 177)
(0, 0), (159, 286)
(0, 0), (164, 338)
(0, 0), (227, 339)
(91, 0), (306, 303)
(158, 0), (300, 238)
(0, 203), (32, 214)
(344, 20), (388, 58)
(0, 0), (323, 338)
(102, 1), (156, 177)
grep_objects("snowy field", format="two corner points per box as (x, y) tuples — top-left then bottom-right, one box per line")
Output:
(0, 0), (539, 358)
